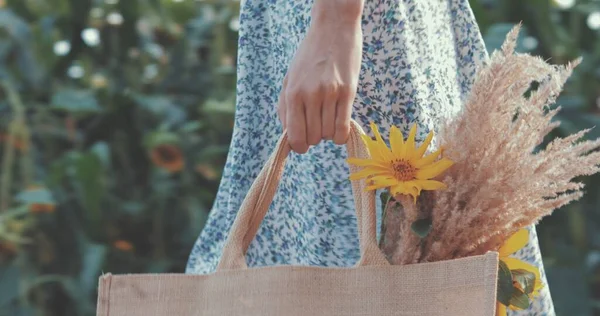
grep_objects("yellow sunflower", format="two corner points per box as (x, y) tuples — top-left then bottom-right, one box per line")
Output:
(496, 229), (543, 315)
(150, 144), (185, 173)
(347, 122), (453, 202)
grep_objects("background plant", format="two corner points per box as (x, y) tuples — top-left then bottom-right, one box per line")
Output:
(0, 0), (599, 315)
(0, 0), (238, 315)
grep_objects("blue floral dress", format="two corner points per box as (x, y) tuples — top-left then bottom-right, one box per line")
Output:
(187, 0), (555, 314)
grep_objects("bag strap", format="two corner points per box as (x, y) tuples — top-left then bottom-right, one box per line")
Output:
(217, 120), (389, 271)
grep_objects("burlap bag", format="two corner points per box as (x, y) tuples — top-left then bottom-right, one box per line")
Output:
(97, 120), (499, 316)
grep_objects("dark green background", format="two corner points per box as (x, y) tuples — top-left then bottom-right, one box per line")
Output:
(0, 0), (598, 315)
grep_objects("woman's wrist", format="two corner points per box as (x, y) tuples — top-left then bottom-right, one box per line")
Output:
(311, 0), (364, 27)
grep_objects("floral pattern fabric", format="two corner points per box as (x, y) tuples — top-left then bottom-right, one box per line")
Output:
(186, 0), (555, 314)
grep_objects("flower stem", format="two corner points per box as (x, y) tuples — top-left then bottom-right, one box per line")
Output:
(378, 191), (393, 249)
(1, 80), (32, 211)
(0, 123), (17, 212)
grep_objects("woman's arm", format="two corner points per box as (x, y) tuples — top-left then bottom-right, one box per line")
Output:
(277, 0), (365, 153)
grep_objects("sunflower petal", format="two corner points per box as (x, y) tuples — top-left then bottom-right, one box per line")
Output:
(415, 131), (434, 159)
(368, 175), (398, 186)
(349, 168), (390, 180)
(347, 158), (390, 169)
(414, 148), (443, 168)
(360, 134), (379, 155)
(407, 179), (447, 191)
(370, 122), (394, 160)
(415, 158), (454, 180)
(405, 124), (417, 159)
(407, 185), (419, 203)
(389, 126), (405, 157)
(360, 136), (390, 163)
(496, 302), (507, 316)
(499, 229), (529, 258)
(366, 182), (393, 191)
(390, 184), (409, 196)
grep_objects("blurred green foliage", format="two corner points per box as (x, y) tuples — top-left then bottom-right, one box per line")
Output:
(0, 0), (238, 315)
(0, 0), (599, 315)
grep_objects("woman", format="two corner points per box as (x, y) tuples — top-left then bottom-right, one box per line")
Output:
(187, 0), (555, 314)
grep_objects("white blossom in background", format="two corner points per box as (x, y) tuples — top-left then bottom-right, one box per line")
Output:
(90, 8), (104, 18)
(128, 48), (141, 59)
(144, 64), (159, 80)
(67, 64), (85, 79)
(146, 43), (165, 60)
(136, 19), (152, 37)
(82, 28), (101, 46)
(554, 0), (576, 9)
(53, 40), (71, 56)
(201, 6), (216, 23)
(91, 73), (108, 88)
(105, 0), (118, 4)
(522, 36), (539, 51)
(587, 12), (600, 30)
(106, 12), (124, 26)
(229, 17), (240, 32)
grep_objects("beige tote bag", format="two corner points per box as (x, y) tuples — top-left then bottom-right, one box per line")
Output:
(97, 120), (499, 316)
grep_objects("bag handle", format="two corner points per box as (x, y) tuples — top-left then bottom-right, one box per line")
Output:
(216, 120), (389, 271)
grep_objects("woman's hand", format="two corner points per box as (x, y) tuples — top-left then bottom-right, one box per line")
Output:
(278, 0), (364, 154)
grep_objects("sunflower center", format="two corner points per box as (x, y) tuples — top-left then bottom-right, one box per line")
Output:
(155, 145), (181, 163)
(391, 159), (417, 181)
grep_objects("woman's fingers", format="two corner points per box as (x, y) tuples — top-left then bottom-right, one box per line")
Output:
(277, 90), (287, 130)
(304, 88), (323, 146)
(333, 86), (354, 145)
(282, 77), (355, 152)
(277, 76), (288, 129)
(276, 16), (362, 154)
(286, 91), (309, 154)
(321, 83), (338, 140)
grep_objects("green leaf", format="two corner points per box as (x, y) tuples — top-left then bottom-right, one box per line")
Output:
(512, 269), (536, 294)
(545, 266), (591, 315)
(573, 3), (600, 14)
(132, 94), (175, 115)
(0, 10), (43, 86)
(131, 94), (186, 126)
(0, 261), (20, 307)
(183, 196), (209, 235)
(180, 121), (203, 133)
(410, 218), (432, 238)
(144, 131), (180, 149)
(497, 260), (513, 306)
(121, 201), (145, 215)
(196, 145), (231, 160)
(4, 305), (36, 316)
(48, 158), (67, 188)
(202, 98), (236, 114)
(73, 152), (104, 225)
(509, 288), (531, 310)
(147, 259), (173, 273)
(15, 188), (55, 205)
(79, 243), (107, 295)
(90, 142), (111, 168)
(51, 90), (101, 115)
(380, 191), (391, 211)
(59, 277), (95, 315)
